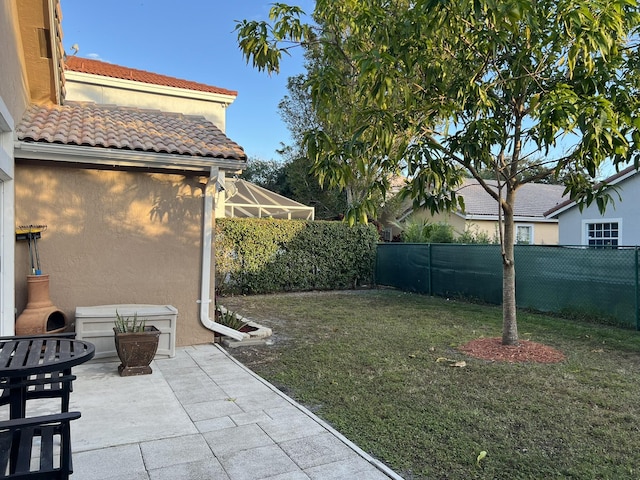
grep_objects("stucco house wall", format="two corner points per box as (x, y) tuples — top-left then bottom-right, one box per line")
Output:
(408, 208), (559, 244)
(0, 1), (30, 118)
(408, 210), (467, 236)
(12, 50), (247, 345)
(553, 170), (640, 246)
(0, 0), (37, 335)
(65, 71), (231, 132)
(14, 163), (214, 346)
(399, 180), (565, 245)
(7, 2), (247, 342)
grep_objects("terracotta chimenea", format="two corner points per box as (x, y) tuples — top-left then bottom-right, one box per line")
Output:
(15, 274), (67, 335)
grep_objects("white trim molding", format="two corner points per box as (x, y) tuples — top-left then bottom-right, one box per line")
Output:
(65, 71), (237, 107)
(14, 141), (246, 173)
(0, 96), (15, 336)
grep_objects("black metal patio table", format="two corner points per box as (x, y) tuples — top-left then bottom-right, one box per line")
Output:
(0, 336), (95, 419)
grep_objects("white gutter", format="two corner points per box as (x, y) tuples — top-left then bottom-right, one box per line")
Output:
(463, 214), (558, 223)
(199, 167), (244, 341)
(15, 141), (246, 172)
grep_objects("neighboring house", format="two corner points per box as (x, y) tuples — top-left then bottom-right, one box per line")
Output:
(3, 0), (253, 346)
(395, 179), (567, 245)
(545, 165), (640, 246)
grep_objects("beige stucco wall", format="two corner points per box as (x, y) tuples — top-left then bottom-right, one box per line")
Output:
(524, 222), (558, 245)
(15, 162), (216, 346)
(454, 219), (559, 244)
(0, 0), (30, 119)
(405, 210), (559, 245)
(65, 74), (230, 132)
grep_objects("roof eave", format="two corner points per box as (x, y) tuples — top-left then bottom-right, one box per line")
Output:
(545, 166), (639, 217)
(49, 0), (64, 104)
(14, 141), (247, 172)
(65, 71), (238, 106)
(463, 214), (558, 223)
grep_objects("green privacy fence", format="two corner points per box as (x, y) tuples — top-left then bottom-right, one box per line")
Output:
(376, 243), (640, 330)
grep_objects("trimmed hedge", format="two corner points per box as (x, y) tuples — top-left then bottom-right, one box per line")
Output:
(215, 218), (378, 295)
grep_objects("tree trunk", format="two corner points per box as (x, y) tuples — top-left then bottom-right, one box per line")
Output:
(346, 186), (355, 207)
(501, 190), (518, 346)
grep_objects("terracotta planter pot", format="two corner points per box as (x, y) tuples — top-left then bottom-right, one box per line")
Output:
(113, 326), (161, 377)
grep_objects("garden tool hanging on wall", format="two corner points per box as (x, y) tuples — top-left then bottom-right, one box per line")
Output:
(14, 224), (67, 335)
(16, 224), (47, 275)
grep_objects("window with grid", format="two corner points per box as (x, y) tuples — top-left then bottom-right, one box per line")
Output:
(586, 222), (619, 247)
(516, 225), (533, 244)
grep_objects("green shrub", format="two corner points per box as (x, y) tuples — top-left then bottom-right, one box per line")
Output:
(215, 306), (247, 330)
(455, 225), (498, 244)
(400, 220), (454, 243)
(215, 218), (378, 294)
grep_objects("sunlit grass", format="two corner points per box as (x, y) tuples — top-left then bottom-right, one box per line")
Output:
(221, 290), (640, 479)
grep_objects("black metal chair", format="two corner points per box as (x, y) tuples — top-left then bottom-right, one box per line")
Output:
(0, 411), (81, 479)
(0, 333), (77, 415)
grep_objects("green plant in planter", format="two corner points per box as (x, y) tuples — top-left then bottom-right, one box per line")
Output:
(114, 311), (147, 333)
(215, 306), (247, 331)
(113, 310), (160, 376)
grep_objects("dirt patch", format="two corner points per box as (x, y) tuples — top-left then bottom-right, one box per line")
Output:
(459, 337), (565, 363)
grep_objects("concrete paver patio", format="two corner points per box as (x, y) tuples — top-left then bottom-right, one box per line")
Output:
(20, 344), (403, 479)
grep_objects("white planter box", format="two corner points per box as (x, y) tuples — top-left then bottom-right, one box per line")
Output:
(74, 304), (177, 359)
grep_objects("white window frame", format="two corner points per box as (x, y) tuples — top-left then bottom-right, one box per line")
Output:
(0, 96), (15, 336)
(515, 223), (534, 245)
(581, 218), (622, 247)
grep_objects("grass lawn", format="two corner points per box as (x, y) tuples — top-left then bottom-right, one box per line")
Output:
(220, 289), (640, 479)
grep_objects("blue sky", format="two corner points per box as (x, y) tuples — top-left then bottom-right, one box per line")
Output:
(59, 0), (315, 161)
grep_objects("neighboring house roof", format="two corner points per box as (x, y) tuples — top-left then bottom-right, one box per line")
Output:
(400, 179), (567, 221)
(16, 101), (246, 161)
(545, 165), (638, 217)
(224, 178), (315, 220)
(458, 179), (567, 219)
(65, 56), (237, 97)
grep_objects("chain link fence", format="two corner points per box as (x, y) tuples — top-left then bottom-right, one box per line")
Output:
(376, 243), (640, 329)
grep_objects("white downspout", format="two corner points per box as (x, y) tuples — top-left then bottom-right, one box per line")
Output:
(199, 167), (244, 341)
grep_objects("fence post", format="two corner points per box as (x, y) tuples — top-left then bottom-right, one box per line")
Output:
(636, 247), (639, 331)
(428, 243), (433, 296)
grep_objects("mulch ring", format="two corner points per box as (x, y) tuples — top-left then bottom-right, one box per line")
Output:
(459, 337), (565, 364)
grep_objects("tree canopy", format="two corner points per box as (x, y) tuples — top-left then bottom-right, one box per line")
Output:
(236, 0), (640, 344)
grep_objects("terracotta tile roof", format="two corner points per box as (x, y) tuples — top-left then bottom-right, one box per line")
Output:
(457, 179), (567, 218)
(17, 102), (247, 161)
(65, 56), (238, 97)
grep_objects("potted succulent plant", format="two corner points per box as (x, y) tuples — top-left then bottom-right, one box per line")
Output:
(113, 311), (160, 376)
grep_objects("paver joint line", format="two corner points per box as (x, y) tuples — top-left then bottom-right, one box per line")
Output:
(209, 344), (404, 480)
(29, 344), (404, 479)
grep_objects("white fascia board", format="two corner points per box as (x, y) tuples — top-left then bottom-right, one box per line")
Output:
(15, 141), (246, 172)
(65, 71), (237, 106)
(48, 0), (62, 105)
(608, 168), (638, 187)
(545, 202), (574, 218)
(547, 169), (639, 218)
(464, 214), (557, 223)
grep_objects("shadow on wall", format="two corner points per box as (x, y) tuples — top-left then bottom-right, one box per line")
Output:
(14, 163), (209, 343)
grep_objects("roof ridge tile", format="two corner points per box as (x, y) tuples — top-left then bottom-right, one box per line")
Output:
(65, 56), (238, 97)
